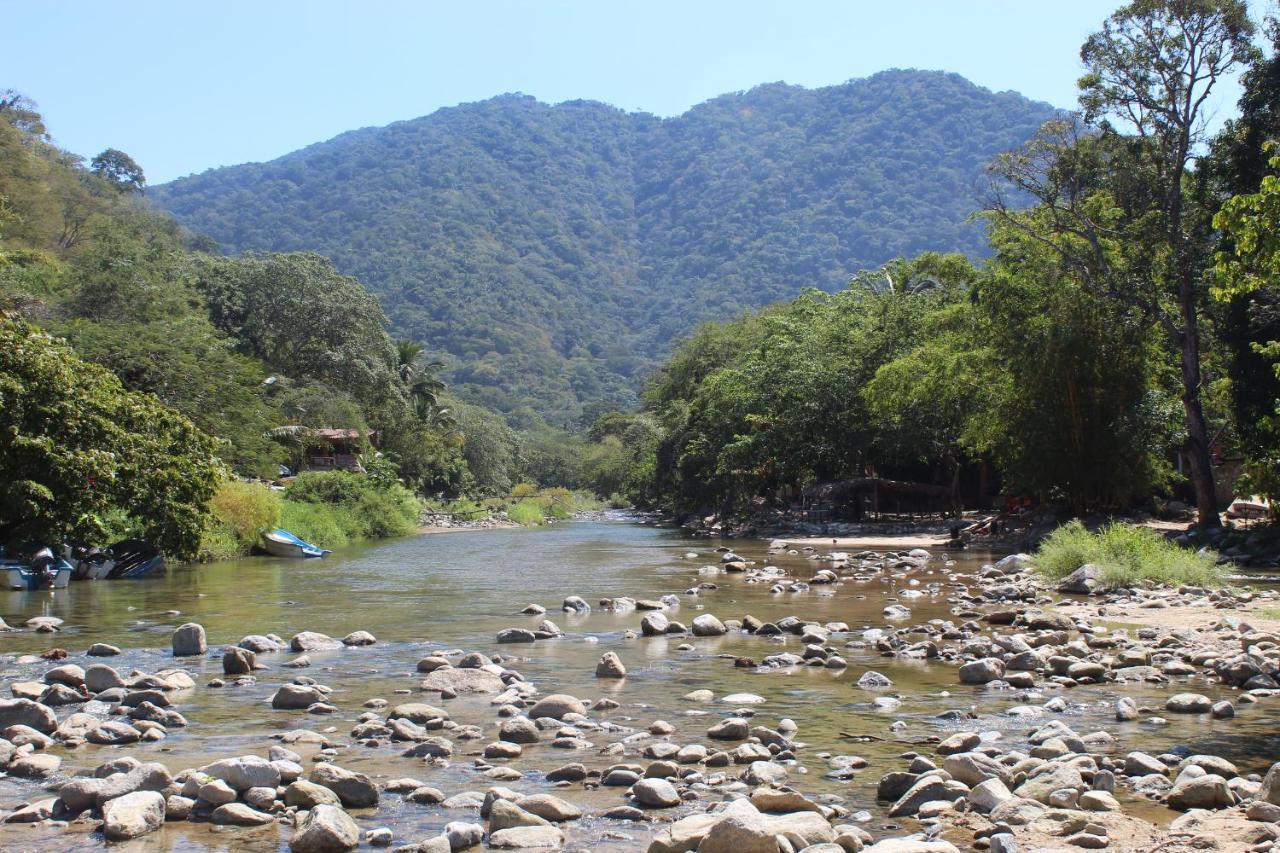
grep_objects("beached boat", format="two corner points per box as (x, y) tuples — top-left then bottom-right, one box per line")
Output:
(261, 528), (330, 559)
(104, 540), (166, 578)
(2, 558), (73, 589)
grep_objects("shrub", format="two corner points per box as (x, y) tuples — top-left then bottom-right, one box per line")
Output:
(280, 470), (419, 548)
(511, 482), (539, 498)
(1035, 520), (1224, 590)
(199, 480), (280, 561)
(507, 500), (547, 526)
(278, 500), (358, 548)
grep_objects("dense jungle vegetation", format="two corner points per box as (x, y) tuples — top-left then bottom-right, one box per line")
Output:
(149, 70), (1056, 426)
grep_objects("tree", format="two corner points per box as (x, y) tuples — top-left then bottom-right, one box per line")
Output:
(989, 0), (1254, 527)
(0, 313), (221, 559)
(0, 90), (46, 138)
(90, 148), (145, 193)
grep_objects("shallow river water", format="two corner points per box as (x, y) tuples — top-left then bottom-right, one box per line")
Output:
(0, 517), (1274, 851)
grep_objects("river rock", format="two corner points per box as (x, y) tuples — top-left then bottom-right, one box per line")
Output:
(286, 780), (342, 808)
(1257, 761), (1280, 805)
(1016, 762), (1084, 803)
(342, 630), (375, 646)
(389, 702), (449, 723)
(241, 634), (286, 653)
(516, 794), (582, 822)
(562, 596), (590, 613)
(527, 694), (586, 719)
(1165, 693), (1212, 713)
(211, 801), (274, 826)
(273, 683), (326, 709)
(420, 667), (505, 695)
(290, 803), (360, 852)
(968, 778), (1015, 813)
(958, 658), (1005, 684)
(489, 826), (565, 849)
(641, 612), (669, 636)
(102, 790), (166, 840)
(0, 698), (57, 733)
(1167, 773), (1232, 810)
(889, 775), (970, 817)
(691, 614), (727, 636)
(9, 752), (60, 777)
(632, 778), (680, 808)
(707, 717), (749, 740)
(44, 663), (85, 687)
(204, 755), (281, 791)
(224, 647), (257, 674)
(857, 670), (892, 689)
(86, 663), (127, 693)
(595, 652), (626, 678)
(291, 631), (341, 652)
(310, 763), (379, 808)
(1057, 564), (1102, 594)
(500, 717), (540, 744)
(497, 628), (537, 644)
(94, 762), (174, 805)
(489, 798), (550, 831)
(87, 643), (121, 656)
(172, 622), (207, 657)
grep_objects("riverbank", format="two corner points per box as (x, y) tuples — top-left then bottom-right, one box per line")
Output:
(2, 523), (1280, 851)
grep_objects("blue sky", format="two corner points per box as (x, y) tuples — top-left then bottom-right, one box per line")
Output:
(7, 1), (1244, 184)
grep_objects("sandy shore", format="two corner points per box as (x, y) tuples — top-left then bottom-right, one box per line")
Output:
(773, 532), (962, 550)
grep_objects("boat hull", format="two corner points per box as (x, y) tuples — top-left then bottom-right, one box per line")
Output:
(261, 529), (330, 558)
(4, 564), (72, 590)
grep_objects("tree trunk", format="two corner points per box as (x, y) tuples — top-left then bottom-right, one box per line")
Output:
(1177, 285), (1221, 528)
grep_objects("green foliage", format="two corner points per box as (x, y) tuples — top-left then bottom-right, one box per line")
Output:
(200, 480), (281, 561)
(1035, 520), (1225, 590)
(281, 471), (420, 547)
(149, 71), (1057, 425)
(0, 313), (221, 559)
(506, 500), (547, 526)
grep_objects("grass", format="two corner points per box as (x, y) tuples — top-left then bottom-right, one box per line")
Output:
(1035, 520), (1225, 590)
(199, 480), (281, 561)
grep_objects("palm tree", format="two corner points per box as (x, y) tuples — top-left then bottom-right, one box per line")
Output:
(396, 338), (450, 422)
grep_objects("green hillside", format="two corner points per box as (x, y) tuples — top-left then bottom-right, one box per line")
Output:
(149, 70), (1057, 425)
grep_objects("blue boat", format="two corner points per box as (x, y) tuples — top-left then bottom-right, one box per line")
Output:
(2, 551), (73, 590)
(261, 528), (330, 559)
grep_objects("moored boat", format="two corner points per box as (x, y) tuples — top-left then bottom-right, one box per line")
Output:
(261, 528), (330, 559)
(2, 558), (73, 589)
(104, 540), (166, 578)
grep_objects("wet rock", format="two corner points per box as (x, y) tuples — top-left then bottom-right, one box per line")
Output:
(273, 683), (326, 709)
(291, 631), (342, 652)
(290, 803), (360, 852)
(94, 762), (174, 805)
(389, 702), (449, 723)
(10, 752), (61, 777)
(445, 821), (485, 849)
(86, 663), (127, 692)
(310, 763), (379, 808)
(489, 798), (550, 831)
(224, 647), (257, 675)
(632, 778), (680, 808)
(103, 790), (166, 840)
(527, 694), (586, 719)
(889, 775), (970, 817)
(1124, 751), (1167, 777)
(211, 802), (275, 825)
(204, 755), (282, 791)
(707, 717), (749, 740)
(516, 794), (582, 822)
(88, 643), (122, 657)
(44, 663), (85, 687)
(1256, 761), (1280, 805)
(968, 778), (1015, 813)
(1115, 696), (1139, 721)
(241, 634), (286, 653)
(420, 667), (504, 695)
(87, 720), (143, 745)
(286, 780), (342, 808)
(546, 763), (588, 783)
(641, 612), (670, 636)
(958, 658), (1005, 684)
(497, 628), (537, 644)
(342, 630), (376, 646)
(1165, 693), (1212, 713)
(937, 732), (981, 755)
(562, 596), (590, 614)
(500, 717), (540, 744)
(942, 751), (1009, 786)
(596, 652), (626, 678)
(1016, 762), (1084, 804)
(691, 614), (727, 636)
(489, 826), (565, 849)
(857, 671), (892, 689)
(172, 622), (207, 656)
(0, 698), (57, 733)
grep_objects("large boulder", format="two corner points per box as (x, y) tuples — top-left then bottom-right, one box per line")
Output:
(1166, 773), (1233, 810)
(595, 652), (626, 678)
(632, 778), (680, 808)
(290, 803), (360, 852)
(102, 790), (166, 840)
(889, 775), (969, 817)
(641, 612), (669, 636)
(272, 683), (325, 709)
(691, 614), (727, 637)
(290, 631), (342, 652)
(203, 755), (282, 791)
(172, 622), (207, 657)
(1016, 762), (1084, 804)
(958, 658), (1005, 684)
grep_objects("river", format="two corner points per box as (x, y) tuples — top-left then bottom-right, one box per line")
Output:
(0, 516), (1273, 850)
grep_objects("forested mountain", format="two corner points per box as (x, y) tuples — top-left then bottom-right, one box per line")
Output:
(149, 70), (1057, 424)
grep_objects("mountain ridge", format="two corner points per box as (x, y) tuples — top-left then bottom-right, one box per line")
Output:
(149, 69), (1059, 425)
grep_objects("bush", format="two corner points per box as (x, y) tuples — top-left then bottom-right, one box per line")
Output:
(507, 500), (547, 526)
(511, 482), (539, 498)
(1035, 520), (1224, 590)
(280, 470), (420, 548)
(199, 480), (281, 561)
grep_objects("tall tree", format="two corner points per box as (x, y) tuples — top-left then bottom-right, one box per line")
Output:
(990, 0), (1254, 527)
(90, 148), (145, 193)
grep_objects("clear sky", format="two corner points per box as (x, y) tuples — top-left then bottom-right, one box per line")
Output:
(6, 0), (1244, 184)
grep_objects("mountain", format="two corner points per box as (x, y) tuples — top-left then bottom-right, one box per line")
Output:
(149, 70), (1058, 426)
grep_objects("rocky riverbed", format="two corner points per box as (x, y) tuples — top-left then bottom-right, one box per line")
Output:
(1, 521), (1280, 852)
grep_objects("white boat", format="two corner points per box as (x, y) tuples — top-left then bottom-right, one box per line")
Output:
(261, 528), (330, 559)
(3, 562), (72, 589)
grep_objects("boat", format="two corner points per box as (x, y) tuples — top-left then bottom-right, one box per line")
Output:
(1, 550), (73, 590)
(261, 528), (330, 559)
(103, 539), (166, 578)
